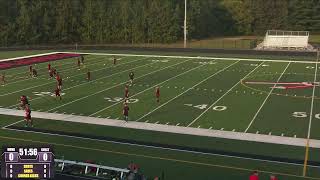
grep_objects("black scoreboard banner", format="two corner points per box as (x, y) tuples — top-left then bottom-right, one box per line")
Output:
(1, 146), (54, 179)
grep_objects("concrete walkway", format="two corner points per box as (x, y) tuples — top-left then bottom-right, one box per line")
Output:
(0, 108), (318, 148)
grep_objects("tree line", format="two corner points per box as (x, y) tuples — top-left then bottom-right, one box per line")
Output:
(0, 0), (319, 46)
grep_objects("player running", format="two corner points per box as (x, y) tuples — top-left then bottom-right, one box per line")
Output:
(113, 56), (117, 65)
(81, 55), (84, 64)
(29, 65), (33, 77)
(49, 68), (54, 79)
(32, 69), (38, 77)
(0, 72), (5, 86)
(123, 103), (129, 122)
(155, 87), (160, 103)
(124, 85), (129, 101)
(56, 74), (62, 90)
(87, 70), (91, 81)
(24, 105), (33, 127)
(52, 68), (57, 76)
(19, 95), (30, 110)
(48, 63), (51, 73)
(77, 59), (81, 70)
(55, 87), (62, 100)
(129, 71), (134, 86)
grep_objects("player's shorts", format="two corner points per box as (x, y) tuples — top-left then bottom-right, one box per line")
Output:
(58, 82), (62, 86)
(55, 92), (60, 96)
(25, 115), (31, 120)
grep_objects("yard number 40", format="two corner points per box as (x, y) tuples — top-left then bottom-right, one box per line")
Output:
(184, 104), (227, 111)
(292, 112), (320, 119)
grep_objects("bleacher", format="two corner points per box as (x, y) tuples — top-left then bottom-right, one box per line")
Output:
(256, 30), (315, 51)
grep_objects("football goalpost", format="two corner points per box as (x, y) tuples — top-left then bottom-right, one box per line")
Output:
(256, 30), (314, 51)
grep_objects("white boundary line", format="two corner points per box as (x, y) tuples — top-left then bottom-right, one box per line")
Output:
(0, 52), (58, 62)
(136, 60), (240, 121)
(58, 51), (319, 64)
(47, 59), (189, 112)
(89, 59), (211, 116)
(2, 107), (320, 148)
(307, 55), (319, 139)
(245, 62), (291, 132)
(2, 124), (317, 168)
(188, 61), (265, 127)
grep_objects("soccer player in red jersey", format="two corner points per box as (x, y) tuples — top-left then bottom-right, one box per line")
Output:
(77, 59), (81, 70)
(29, 65), (33, 77)
(87, 70), (91, 81)
(24, 105), (32, 127)
(113, 56), (117, 65)
(49, 69), (54, 79)
(155, 87), (160, 103)
(19, 95), (30, 109)
(57, 77), (62, 90)
(123, 103), (129, 122)
(55, 87), (62, 100)
(48, 63), (51, 72)
(249, 171), (259, 180)
(124, 85), (129, 100)
(0, 72), (5, 86)
(55, 72), (60, 81)
(269, 175), (278, 180)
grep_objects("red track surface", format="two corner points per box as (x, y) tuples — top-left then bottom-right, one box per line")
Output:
(0, 53), (81, 70)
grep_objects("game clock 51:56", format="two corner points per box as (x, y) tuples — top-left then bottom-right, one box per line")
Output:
(19, 148), (38, 158)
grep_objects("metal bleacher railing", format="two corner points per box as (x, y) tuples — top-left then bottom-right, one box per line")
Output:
(55, 158), (130, 179)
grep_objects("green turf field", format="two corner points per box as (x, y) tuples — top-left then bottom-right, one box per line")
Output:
(1, 51), (320, 179)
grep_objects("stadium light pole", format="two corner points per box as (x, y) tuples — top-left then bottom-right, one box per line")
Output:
(184, 0), (187, 48)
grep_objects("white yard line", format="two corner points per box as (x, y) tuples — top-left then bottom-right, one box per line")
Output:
(307, 57), (319, 139)
(136, 60), (240, 122)
(244, 62), (291, 133)
(1, 56), (148, 97)
(58, 51), (319, 64)
(187, 62), (265, 127)
(2, 107), (320, 150)
(89, 59), (209, 116)
(2, 120), (24, 129)
(47, 59), (186, 112)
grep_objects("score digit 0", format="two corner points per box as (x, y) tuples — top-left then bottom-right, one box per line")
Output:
(43, 153), (48, 161)
(8, 153), (14, 161)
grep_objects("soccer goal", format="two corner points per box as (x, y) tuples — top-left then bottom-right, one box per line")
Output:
(256, 30), (314, 51)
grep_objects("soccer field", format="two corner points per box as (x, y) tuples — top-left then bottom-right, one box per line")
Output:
(1, 51), (320, 179)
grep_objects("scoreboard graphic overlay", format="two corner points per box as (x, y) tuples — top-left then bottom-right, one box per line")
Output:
(1, 146), (54, 179)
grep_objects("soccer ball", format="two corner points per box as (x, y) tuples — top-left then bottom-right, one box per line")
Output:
(104, 64), (106, 66)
